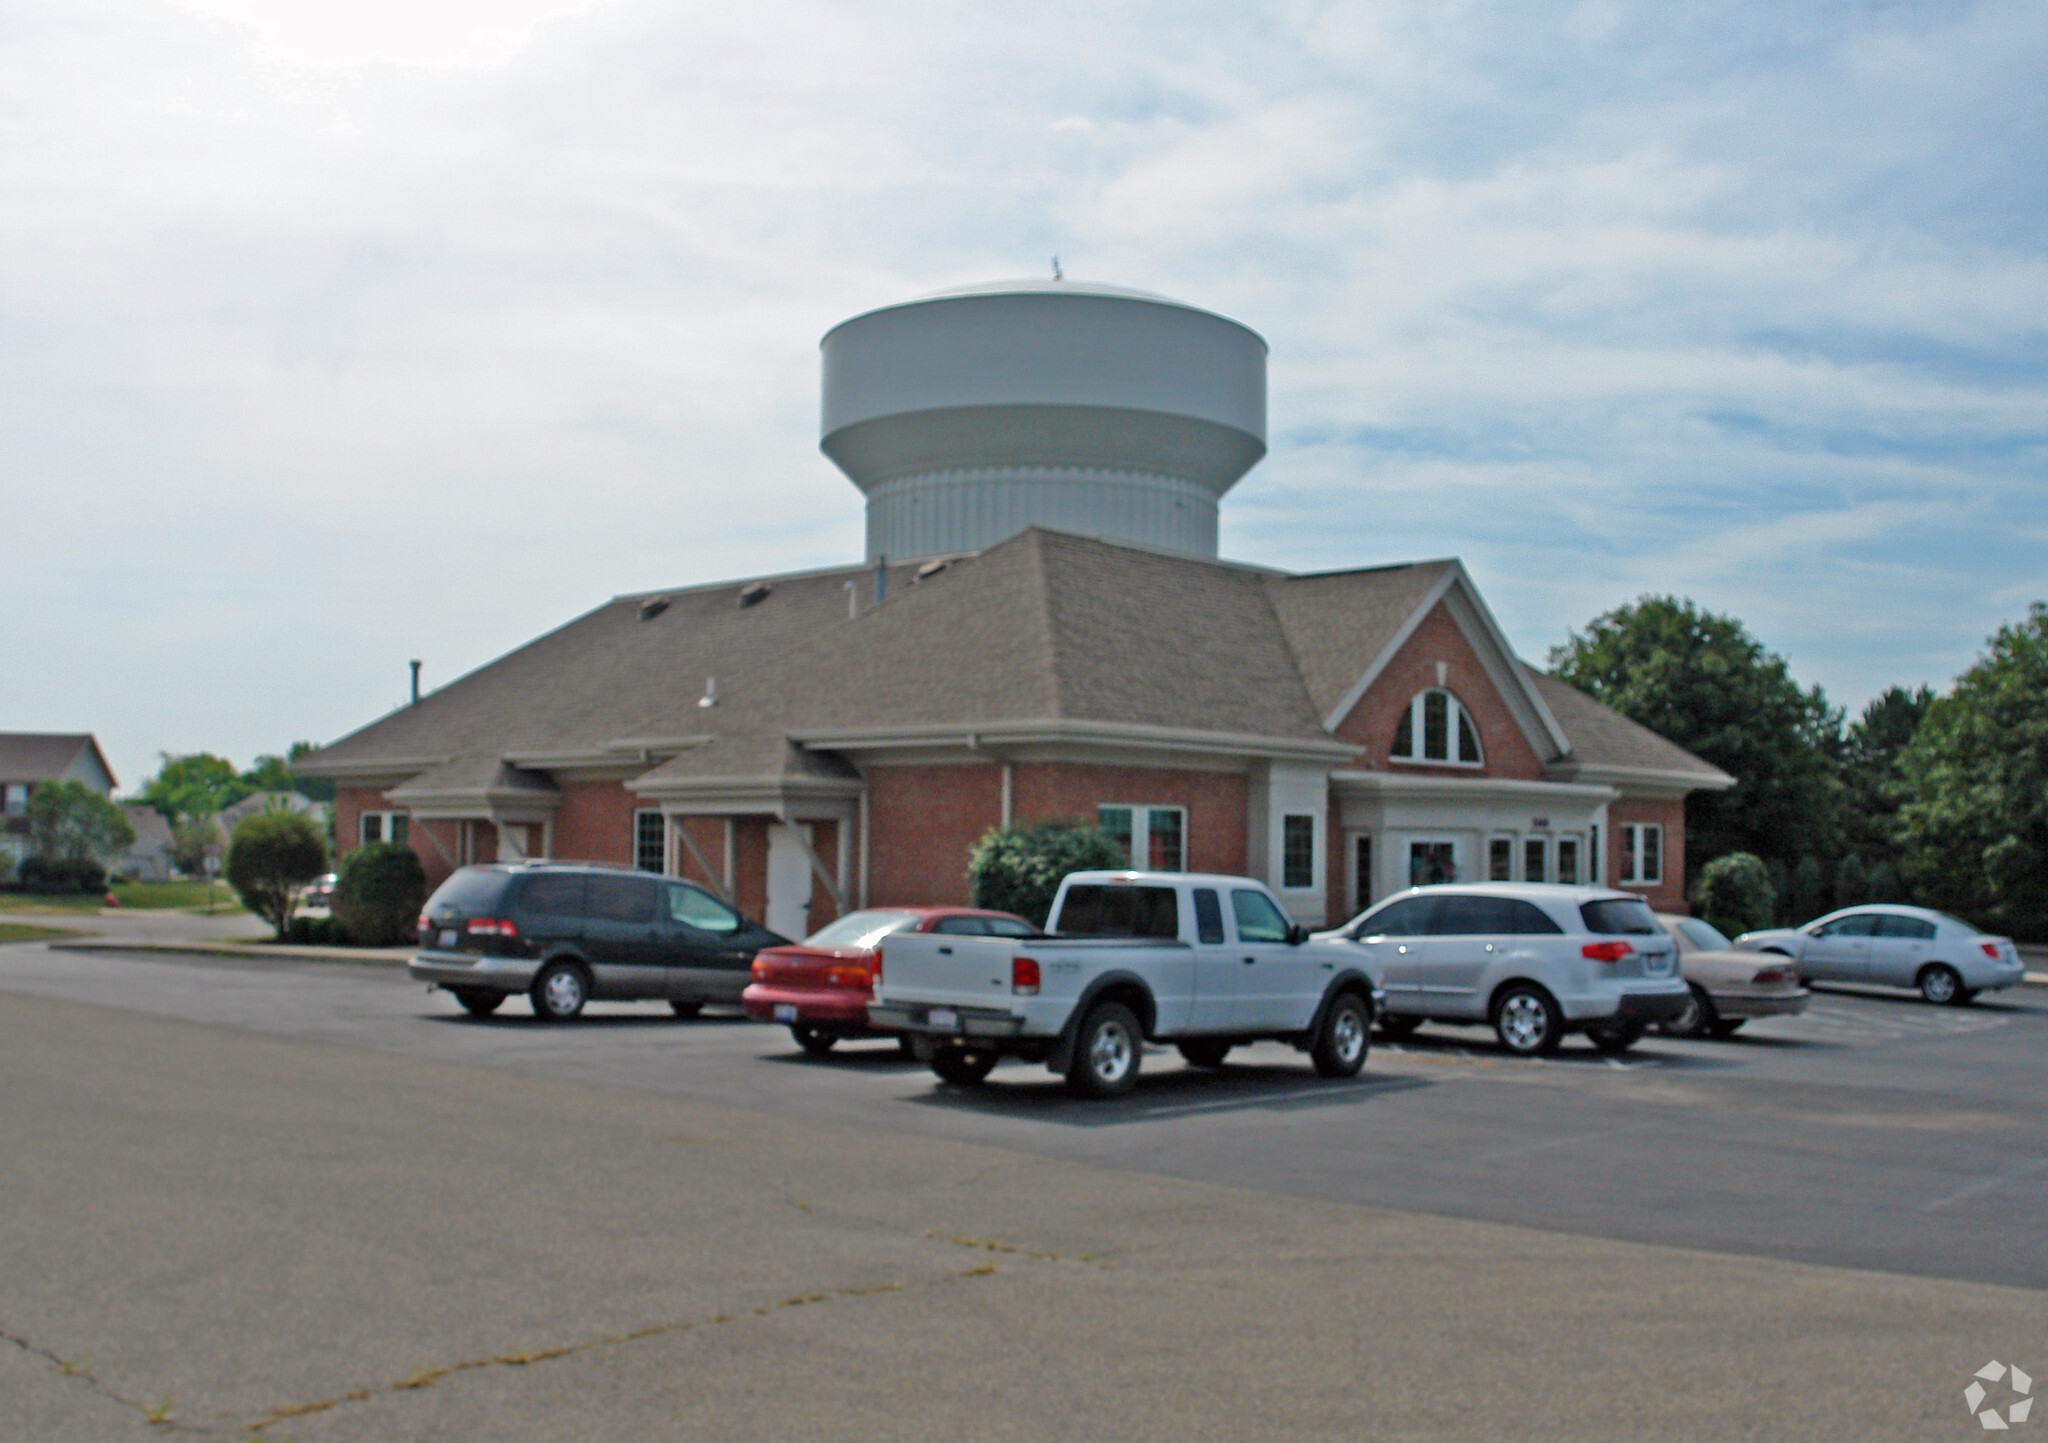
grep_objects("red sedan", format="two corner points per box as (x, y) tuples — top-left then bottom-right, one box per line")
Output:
(743, 906), (1038, 1055)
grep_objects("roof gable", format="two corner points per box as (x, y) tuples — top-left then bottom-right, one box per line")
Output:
(0, 733), (115, 791)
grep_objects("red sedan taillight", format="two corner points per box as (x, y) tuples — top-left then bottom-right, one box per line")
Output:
(1581, 941), (1632, 963)
(824, 965), (871, 989)
(751, 958), (771, 981)
(1012, 956), (1041, 995)
(466, 918), (519, 938)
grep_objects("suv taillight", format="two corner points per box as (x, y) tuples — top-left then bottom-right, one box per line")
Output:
(1012, 956), (1040, 995)
(467, 918), (518, 938)
(1581, 941), (1632, 963)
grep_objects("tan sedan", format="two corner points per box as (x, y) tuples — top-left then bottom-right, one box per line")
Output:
(1655, 914), (1810, 1039)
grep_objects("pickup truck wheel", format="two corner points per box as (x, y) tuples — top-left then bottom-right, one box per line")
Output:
(1177, 1039), (1232, 1069)
(530, 962), (589, 1022)
(1067, 1002), (1141, 1098)
(1311, 992), (1371, 1078)
(930, 1046), (998, 1086)
(452, 988), (503, 1017)
(791, 1025), (838, 1056)
(1491, 984), (1563, 1057)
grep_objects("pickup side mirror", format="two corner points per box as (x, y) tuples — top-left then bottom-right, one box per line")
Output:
(1287, 922), (1310, 946)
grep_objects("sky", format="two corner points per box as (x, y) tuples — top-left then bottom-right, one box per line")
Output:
(4, 0), (2043, 793)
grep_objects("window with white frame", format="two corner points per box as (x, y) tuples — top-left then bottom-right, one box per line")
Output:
(1617, 823), (1662, 885)
(360, 810), (409, 846)
(1556, 835), (1581, 886)
(1096, 805), (1186, 872)
(634, 810), (665, 873)
(1281, 814), (1316, 889)
(1390, 689), (1483, 765)
(1488, 836), (1514, 882)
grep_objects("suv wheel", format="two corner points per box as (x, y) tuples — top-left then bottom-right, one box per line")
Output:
(452, 988), (503, 1017)
(530, 961), (590, 1022)
(929, 1045), (998, 1086)
(1067, 1001), (1142, 1098)
(1310, 992), (1371, 1078)
(1491, 984), (1563, 1057)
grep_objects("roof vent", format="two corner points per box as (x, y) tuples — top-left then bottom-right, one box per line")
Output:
(738, 582), (772, 609)
(915, 559), (951, 582)
(638, 597), (670, 621)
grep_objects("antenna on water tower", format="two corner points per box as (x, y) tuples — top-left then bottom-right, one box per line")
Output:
(1051, 255), (1062, 280)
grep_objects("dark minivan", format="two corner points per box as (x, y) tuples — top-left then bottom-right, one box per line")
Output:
(411, 863), (788, 1020)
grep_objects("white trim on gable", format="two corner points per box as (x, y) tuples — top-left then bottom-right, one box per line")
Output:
(1320, 561), (1572, 765)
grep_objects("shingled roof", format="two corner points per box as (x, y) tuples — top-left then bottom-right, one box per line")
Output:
(0, 733), (116, 790)
(298, 528), (1723, 791)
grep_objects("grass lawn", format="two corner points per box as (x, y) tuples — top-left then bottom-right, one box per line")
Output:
(0, 880), (245, 914)
(0, 922), (87, 943)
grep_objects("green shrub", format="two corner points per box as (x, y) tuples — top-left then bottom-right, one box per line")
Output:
(227, 809), (330, 939)
(334, 842), (427, 946)
(967, 819), (1128, 929)
(1694, 852), (1775, 939)
(283, 915), (347, 945)
(17, 856), (108, 894)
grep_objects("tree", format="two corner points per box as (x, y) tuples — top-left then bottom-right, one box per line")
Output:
(1788, 855), (1829, 925)
(1549, 597), (1842, 880)
(967, 820), (1127, 929)
(225, 808), (329, 939)
(1839, 685), (1934, 870)
(334, 842), (427, 946)
(25, 780), (134, 865)
(1694, 852), (1774, 939)
(140, 752), (250, 825)
(240, 742), (336, 804)
(168, 815), (221, 878)
(1833, 853), (1867, 911)
(1895, 602), (2048, 940)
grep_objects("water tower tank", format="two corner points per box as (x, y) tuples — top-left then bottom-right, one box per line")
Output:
(821, 279), (1266, 561)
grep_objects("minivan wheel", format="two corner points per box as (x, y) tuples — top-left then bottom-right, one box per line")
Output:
(530, 962), (589, 1021)
(1491, 985), (1563, 1057)
(1311, 992), (1371, 1078)
(792, 1024), (838, 1056)
(452, 988), (504, 1017)
(1918, 964), (1964, 1005)
(1067, 1002), (1142, 1098)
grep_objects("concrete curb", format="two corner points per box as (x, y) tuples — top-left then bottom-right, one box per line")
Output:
(49, 938), (412, 967)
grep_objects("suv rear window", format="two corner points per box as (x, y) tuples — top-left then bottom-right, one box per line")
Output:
(1055, 885), (1180, 940)
(425, 868), (512, 913)
(1580, 898), (1659, 935)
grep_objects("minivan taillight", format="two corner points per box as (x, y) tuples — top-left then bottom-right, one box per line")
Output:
(467, 918), (519, 938)
(1581, 941), (1632, 963)
(1012, 956), (1041, 995)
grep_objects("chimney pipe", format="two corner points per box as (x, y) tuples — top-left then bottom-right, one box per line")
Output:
(409, 659), (422, 705)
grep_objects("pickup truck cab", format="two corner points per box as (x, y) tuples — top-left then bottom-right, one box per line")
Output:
(868, 871), (1381, 1098)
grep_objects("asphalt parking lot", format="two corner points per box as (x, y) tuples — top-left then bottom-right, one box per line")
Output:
(3, 939), (2044, 1439)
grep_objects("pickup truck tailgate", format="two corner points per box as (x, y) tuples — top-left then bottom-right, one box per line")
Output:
(876, 933), (1021, 1009)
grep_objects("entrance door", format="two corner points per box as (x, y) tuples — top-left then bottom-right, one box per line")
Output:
(765, 824), (813, 942)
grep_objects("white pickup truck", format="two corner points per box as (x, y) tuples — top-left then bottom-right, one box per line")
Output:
(867, 871), (1381, 1098)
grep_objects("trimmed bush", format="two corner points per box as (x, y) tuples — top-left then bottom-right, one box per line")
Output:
(17, 856), (108, 894)
(227, 809), (330, 939)
(334, 842), (427, 946)
(967, 819), (1128, 929)
(283, 915), (347, 946)
(1694, 852), (1775, 940)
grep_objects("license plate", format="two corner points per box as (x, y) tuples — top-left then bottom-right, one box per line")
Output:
(773, 1003), (798, 1022)
(439, 929), (458, 949)
(928, 1007), (959, 1030)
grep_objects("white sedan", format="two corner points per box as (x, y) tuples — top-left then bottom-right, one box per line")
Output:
(1735, 905), (2024, 1005)
(1655, 915), (1808, 1039)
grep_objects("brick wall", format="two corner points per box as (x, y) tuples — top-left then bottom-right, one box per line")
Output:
(1606, 797), (1688, 912)
(1333, 601), (1546, 781)
(865, 764), (1003, 906)
(1012, 762), (1248, 875)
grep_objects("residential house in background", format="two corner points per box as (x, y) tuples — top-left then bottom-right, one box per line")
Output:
(0, 732), (118, 869)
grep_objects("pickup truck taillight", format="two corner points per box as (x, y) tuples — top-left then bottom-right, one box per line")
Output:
(1012, 956), (1040, 995)
(1581, 941), (1632, 963)
(466, 918), (519, 938)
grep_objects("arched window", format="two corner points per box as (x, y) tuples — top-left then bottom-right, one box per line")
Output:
(1391, 689), (1483, 765)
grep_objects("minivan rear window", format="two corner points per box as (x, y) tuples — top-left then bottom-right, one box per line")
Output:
(519, 873), (587, 918)
(1580, 898), (1659, 935)
(426, 868), (512, 913)
(1056, 885), (1180, 940)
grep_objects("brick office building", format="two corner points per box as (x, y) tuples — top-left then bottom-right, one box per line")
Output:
(298, 280), (1729, 938)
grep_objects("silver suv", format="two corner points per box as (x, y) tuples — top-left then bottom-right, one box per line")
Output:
(1313, 884), (1688, 1055)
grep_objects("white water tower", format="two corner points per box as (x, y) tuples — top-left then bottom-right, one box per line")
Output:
(820, 279), (1267, 561)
